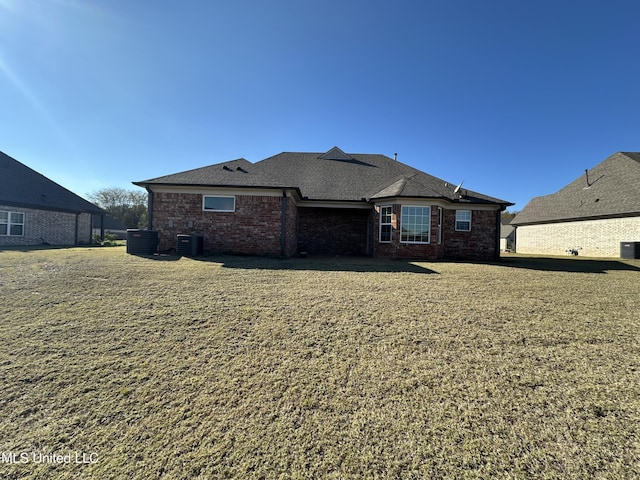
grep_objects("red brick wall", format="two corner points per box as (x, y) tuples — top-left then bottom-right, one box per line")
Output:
(372, 204), (498, 260)
(151, 192), (499, 260)
(297, 208), (370, 255)
(372, 204), (444, 260)
(442, 209), (498, 260)
(152, 192), (296, 255)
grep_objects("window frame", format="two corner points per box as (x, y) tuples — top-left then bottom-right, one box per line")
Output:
(455, 209), (472, 232)
(400, 205), (431, 244)
(202, 195), (236, 212)
(0, 210), (25, 236)
(378, 205), (393, 243)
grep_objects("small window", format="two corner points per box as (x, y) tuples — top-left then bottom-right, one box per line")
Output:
(379, 206), (392, 242)
(0, 211), (24, 236)
(400, 205), (430, 243)
(203, 196), (235, 212)
(455, 210), (471, 231)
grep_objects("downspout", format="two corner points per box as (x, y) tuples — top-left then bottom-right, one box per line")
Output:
(280, 190), (287, 257)
(146, 187), (154, 230)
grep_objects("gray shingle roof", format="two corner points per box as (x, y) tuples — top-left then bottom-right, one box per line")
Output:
(512, 152), (640, 225)
(135, 147), (511, 206)
(0, 151), (105, 215)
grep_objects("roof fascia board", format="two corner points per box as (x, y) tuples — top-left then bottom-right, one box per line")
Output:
(0, 200), (104, 215)
(145, 184), (301, 197)
(295, 199), (371, 209)
(370, 197), (503, 210)
(513, 211), (640, 226)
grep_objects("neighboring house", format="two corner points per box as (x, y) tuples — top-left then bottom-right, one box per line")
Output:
(500, 219), (516, 252)
(0, 150), (106, 246)
(133, 147), (512, 260)
(512, 152), (640, 257)
(92, 215), (128, 240)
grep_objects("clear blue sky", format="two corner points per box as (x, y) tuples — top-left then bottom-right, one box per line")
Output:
(2, 0), (639, 211)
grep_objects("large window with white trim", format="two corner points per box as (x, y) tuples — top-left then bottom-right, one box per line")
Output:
(400, 206), (430, 243)
(203, 196), (235, 212)
(455, 210), (472, 231)
(379, 206), (392, 242)
(0, 211), (24, 236)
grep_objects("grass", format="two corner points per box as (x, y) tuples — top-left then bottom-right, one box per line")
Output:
(0, 247), (638, 479)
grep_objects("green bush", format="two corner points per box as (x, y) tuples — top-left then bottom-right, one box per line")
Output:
(93, 233), (119, 247)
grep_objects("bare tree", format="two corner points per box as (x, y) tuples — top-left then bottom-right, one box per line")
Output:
(501, 210), (519, 223)
(88, 188), (148, 228)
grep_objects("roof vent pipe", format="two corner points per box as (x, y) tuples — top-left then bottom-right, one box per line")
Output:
(585, 169), (591, 187)
(394, 153), (397, 161)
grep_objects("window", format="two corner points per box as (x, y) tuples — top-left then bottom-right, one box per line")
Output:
(0, 211), (24, 236)
(400, 206), (430, 243)
(203, 196), (235, 212)
(379, 206), (392, 242)
(455, 210), (471, 231)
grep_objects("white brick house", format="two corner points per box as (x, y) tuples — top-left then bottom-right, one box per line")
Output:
(0, 151), (105, 246)
(512, 152), (640, 257)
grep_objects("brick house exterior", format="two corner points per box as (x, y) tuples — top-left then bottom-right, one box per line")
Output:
(151, 190), (297, 255)
(134, 147), (511, 260)
(0, 151), (105, 246)
(512, 152), (640, 257)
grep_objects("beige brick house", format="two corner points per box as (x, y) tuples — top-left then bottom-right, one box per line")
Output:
(0, 151), (106, 246)
(512, 152), (640, 257)
(134, 147), (512, 260)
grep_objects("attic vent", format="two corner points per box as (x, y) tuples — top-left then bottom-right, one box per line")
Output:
(222, 165), (233, 171)
(320, 146), (353, 161)
(236, 166), (248, 173)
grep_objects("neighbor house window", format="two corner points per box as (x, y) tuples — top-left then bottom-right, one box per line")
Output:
(379, 206), (392, 242)
(203, 196), (235, 212)
(0, 211), (24, 236)
(455, 210), (472, 231)
(400, 206), (430, 243)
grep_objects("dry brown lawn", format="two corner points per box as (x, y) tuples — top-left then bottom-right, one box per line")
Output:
(1, 247), (639, 479)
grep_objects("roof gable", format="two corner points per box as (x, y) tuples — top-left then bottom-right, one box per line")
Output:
(0, 151), (105, 214)
(319, 146), (353, 161)
(513, 152), (640, 225)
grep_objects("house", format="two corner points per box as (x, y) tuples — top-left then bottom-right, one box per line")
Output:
(133, 147), (512, 260)
(500, 219), (516, 252)
(512, 152), (640, 257)
(0, 150), (106, 246)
